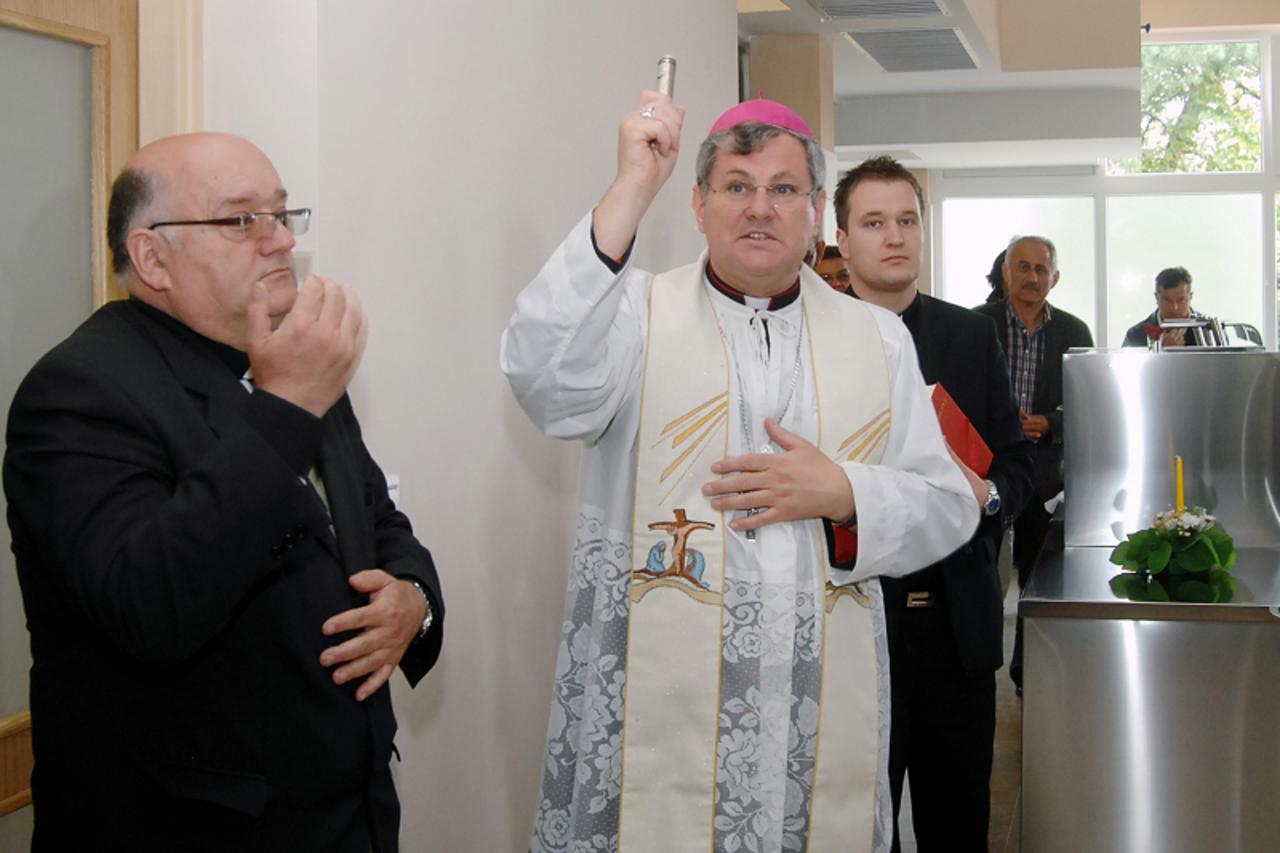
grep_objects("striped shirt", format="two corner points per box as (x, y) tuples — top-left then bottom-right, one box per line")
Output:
(1005, 301), (1053, 412)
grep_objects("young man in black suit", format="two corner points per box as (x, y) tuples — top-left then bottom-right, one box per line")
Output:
(4, 133), (444, 852)
(834, 156), (1035, 852)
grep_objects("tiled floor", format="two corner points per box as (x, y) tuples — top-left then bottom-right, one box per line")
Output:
(897, 584), (1023, 853)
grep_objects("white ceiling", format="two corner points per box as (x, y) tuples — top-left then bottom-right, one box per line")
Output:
(739, 0), (1142, 168)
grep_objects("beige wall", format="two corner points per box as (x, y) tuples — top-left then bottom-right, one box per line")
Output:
(175, 1), (739, 850)
(748, 33), (835, 150)
(1142, 0), (1280, 29)
(1000, 0), (1140, 71)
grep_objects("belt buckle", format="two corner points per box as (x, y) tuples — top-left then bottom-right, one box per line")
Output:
(906, 590), (932, 608)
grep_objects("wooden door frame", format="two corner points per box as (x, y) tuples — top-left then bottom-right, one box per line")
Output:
(0, 713), (32, 815)
(0, 4), (136, 304)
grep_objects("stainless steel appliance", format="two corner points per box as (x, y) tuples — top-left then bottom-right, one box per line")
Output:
(1021, 350), (1280, 853)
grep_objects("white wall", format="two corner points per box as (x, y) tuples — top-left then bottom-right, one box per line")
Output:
(837, 89), (1140, 148)
(198, 1), (738, 849)
(201, 0), (321, 273)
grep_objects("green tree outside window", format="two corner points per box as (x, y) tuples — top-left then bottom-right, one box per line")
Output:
(1109, 41), (1262, 175)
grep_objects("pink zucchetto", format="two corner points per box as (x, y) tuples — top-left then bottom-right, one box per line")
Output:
(708, 98), (813, 139)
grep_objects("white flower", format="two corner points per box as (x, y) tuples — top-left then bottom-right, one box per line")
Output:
(1154, 506), (1215, 535)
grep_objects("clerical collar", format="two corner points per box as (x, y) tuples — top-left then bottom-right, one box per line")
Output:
(899, 291), (923, 330)
(128, 298), (250, 376)
(848, 287), (923, 330)
(704, 262), (801, 310)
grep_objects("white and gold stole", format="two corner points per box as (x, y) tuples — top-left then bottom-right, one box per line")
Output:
(617, 257), (891, 851)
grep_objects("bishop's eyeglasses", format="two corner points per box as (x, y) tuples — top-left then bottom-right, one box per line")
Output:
(707, 182), (815, 209)
(148, 208), (312, 241)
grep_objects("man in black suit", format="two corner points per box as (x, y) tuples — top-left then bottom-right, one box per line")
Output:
(974, 236), (1093, 690)
(3, 133), (444, 852)
(834, 156), (1034, 852)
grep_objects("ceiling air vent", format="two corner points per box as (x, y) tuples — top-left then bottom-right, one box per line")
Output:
(814, 0), (947, 19)
(846, 28), (976, 72)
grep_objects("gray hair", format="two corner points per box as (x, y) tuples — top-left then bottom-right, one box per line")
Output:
(1006, 235), (1058, 271)
(695, 122), (825, 197)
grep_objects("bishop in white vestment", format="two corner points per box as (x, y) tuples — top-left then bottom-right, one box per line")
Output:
(501, 95), (978, 853)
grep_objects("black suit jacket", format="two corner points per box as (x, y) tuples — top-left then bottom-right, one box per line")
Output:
(972, 299), (1094, 501)
(1122, 310), (1163, 347)
(1122, 309), (1209, 347)
(4, 299), (444, 853)
(898, 294), (1035, 676)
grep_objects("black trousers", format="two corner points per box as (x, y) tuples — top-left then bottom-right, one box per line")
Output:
(884, 581), (996, 853)
(1010, 499), (1053, 685)
(1012, 499), (1052, 587)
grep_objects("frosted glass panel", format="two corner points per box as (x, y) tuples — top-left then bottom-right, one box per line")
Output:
(1105, 194), (1263, 348)
(0, 24), (94, 720)
(939, 197), (1097, 334)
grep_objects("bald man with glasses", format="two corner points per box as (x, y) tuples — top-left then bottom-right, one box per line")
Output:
(4, 132), (444, 852)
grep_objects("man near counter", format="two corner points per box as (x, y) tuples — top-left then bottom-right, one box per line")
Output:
(974, 235), (1093, 690)
(502, 94), (977, 853)
(834, 155), (1035, 852)
(1122, 266), (1203, 347)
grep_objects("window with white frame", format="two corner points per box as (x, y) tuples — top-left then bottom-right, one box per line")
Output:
(1106, 194), (1264, 347)
(939, 197), (1095, 323)
(934, 32), (1277, 349)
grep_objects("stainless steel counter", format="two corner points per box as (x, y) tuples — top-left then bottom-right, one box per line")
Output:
(1021, 547), (1280, 852)
(1023, 545), (1280, 621)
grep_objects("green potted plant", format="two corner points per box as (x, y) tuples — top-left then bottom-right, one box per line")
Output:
(1109, 506), (1236, 602)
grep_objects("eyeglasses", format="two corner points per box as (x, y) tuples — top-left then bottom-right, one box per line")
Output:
(148, 208), (312, 241)
(819, 270), (852, 286)
(708, 181), (815, 208)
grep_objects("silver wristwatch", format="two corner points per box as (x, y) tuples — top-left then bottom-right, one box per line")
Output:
(982, 479), (1001, 517)
(408, 579), (434, 639)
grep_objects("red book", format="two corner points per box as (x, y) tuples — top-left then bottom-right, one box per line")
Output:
(827, 382), (991, 568)
(929, 382), (992, 477)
